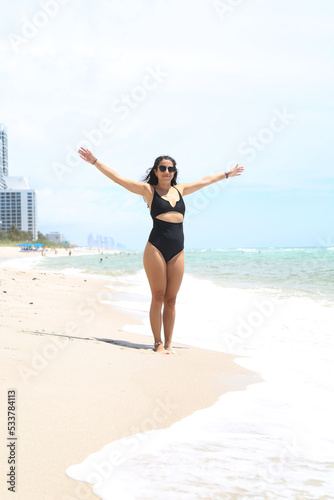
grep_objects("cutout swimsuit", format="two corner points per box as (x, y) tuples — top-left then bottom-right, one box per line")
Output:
(148, 186), (186, 262)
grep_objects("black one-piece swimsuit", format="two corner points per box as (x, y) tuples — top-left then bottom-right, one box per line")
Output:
(148, 186), (186, 262)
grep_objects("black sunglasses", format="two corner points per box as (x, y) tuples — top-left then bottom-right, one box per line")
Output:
(158, 165), (176, 173)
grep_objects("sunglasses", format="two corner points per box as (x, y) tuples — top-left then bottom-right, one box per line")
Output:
(158, 165), (176, 173)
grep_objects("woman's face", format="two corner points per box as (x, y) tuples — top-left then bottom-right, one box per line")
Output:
(154, 160), (175, 184)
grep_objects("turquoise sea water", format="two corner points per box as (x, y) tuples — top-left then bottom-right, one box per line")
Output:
(35, 246), (334, 301)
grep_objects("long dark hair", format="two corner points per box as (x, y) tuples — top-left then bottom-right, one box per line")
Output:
(141, 155), (178, 186)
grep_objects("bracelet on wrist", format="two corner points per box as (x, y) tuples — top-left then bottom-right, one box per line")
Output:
(225, 171), (229, 179)
(92, 158), (97, 165)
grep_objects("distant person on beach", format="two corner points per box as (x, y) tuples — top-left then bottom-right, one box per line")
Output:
(78, 147), (244, 354)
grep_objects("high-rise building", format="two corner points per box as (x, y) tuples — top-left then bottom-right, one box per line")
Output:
(0, 123), (8, 188)
(96, 235), (103, 248)
(87, 233), (118, 249)
(103, 236), (115, 249)
(0, 123), (38, 240)
(87, 232), (95, 247)
(0, 177), (37, 239)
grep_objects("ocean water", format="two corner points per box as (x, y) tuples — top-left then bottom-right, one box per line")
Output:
(6, 247), (334, 499)
(20, 246), (334, 301)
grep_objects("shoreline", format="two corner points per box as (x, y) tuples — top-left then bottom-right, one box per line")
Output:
(0, 245), (122, 260)
(0, 247), (259, 499)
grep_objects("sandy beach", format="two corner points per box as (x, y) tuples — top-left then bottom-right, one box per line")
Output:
(0, 245), (120, 260)
(0, 246), (257, 500)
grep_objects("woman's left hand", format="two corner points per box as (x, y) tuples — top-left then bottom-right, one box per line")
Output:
(228, 164), (244, 177)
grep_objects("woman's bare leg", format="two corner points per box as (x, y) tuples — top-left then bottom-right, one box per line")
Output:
(143, 242), (168, 353)
(163, 250), (184, 353)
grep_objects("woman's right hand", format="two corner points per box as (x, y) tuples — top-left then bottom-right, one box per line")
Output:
(78, 147), (96, 164)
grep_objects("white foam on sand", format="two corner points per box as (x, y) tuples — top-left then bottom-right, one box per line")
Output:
(0, 255), (42, 270)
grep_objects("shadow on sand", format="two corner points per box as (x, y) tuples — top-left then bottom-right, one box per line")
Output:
(23, 330), (187, 351)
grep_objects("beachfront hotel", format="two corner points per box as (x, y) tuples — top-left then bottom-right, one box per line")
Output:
(0, 123), (38, 240)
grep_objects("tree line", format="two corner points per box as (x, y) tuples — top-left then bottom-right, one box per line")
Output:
(0, 225), (65, 247)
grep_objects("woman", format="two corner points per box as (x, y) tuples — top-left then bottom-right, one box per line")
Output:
(78, 148), (244, 354)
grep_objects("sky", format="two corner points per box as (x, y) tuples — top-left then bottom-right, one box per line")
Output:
(0, 0), (333, 249)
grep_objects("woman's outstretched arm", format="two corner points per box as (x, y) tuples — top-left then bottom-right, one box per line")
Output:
(78, 147), (150, 196)
(178, 164), (244, 196)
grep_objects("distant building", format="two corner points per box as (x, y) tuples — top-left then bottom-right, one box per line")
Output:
(103, 236), (115, 249)
(0, 123), (38, 240)
(96, 234), (103, 248)
(87, 233), (95, 247)
(46, 232), (63, 244)
(87, 233), (120, 249)
(0, 176), (37, 240)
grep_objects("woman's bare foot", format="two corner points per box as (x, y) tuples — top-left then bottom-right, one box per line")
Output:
(164, 343), (177, 354)
(154, 342), (169, 354)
